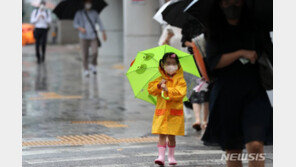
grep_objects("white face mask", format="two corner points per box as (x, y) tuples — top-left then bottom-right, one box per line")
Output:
(85, 3), (92, 10)
(164, 65), (178, 75)
(40, 4), (45, 10)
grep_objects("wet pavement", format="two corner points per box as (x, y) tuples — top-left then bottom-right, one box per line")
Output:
(22, 44), (273, 166)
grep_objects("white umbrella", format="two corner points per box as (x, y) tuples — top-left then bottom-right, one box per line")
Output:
(153, 1), (172, 24)
(30, 0), (56, 9)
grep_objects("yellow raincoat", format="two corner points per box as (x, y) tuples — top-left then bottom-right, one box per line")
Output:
(148, 66), (187, 136)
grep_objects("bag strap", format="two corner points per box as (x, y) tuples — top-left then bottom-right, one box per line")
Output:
(35, 9), (38, 17)
(35, 9), (48, 18)
(84, 10), (99, 39)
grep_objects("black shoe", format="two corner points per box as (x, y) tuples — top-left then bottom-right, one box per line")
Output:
(41, 56), (45, 62)
(192, 123), (202, 131)
(37, 58), (42, 64)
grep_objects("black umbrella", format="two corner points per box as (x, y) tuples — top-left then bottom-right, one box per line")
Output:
(184, 0), (214, 29)
(245, 0), (273, 31)
(185, 0), (272, 31)
(53, 0), (108, 20)
(161, 0), (198, 29)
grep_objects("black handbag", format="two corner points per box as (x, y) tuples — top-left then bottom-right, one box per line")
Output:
(253, 30), (273, 90)
(84, 11), (101, 47)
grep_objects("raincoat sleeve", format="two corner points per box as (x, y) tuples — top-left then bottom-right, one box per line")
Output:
(167, 78), (187, 101)
(148, 77), (162, 96)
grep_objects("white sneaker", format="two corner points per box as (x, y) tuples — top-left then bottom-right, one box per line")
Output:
(84, 70), (90, 77)
(90, 65), (97, 74)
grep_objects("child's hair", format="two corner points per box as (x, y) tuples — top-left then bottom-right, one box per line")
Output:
(159, 52), (180, 69)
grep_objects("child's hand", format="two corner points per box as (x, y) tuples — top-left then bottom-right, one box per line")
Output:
(161, 83), (168, 92)
(159, 79), (166, 85)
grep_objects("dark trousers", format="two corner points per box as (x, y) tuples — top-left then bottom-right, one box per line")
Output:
(34, 28), (48, 61)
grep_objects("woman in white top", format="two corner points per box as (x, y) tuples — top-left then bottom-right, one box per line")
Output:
(30, 1), (52, 64)
(158, 25), (188, 53)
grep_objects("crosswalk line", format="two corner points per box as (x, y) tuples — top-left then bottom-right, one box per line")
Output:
(25, 154), (126, 165)
(23, 143), (157, 156)
(24, 148), (224, 165)
(135, 150), (224, 157)
(22, 142), (207, 156)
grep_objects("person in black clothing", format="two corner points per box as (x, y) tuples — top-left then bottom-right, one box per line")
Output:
(30, 1), (52, 64)
(201, 0), (273, 166)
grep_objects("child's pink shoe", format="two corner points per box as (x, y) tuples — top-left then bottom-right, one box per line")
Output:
(168, 144), (177, 165)
(154, 144), (166, 166)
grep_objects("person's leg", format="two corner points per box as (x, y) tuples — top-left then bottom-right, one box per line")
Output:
(158, 134), (167, 146)
(192, 103), (202, 131)
(41, 29), (48, 62)
(35, 29), (41, 63)
(80, 39), (89, 71)
(226, 149), (243, 167)
(246, 141), (264, 167)
(90, 39), (98, 74)
(193, 103), (201, 124)
(167, 135), (177, 165)
(202, 102), (209, 129)
(155, 134), (167, 165)
(167, 135), (176, 146)
(91, 39), (98, 66)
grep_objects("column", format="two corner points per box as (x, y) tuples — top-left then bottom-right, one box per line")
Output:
(123, 0), (161, 67)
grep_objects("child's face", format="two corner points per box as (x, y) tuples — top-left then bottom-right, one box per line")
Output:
(164, 57), (177, 66)
(163, 57), (179, 75)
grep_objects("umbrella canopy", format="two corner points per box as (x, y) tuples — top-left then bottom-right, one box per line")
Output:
(161, 0), (198, 28)
(185, 0), (272, 31)
(31, 0), (56, 9)
(53, 0), (107, 20)
(245, 0), (273, 31)
(126, 45), (201, 105)
(184, 0), (214, 28)
(191, 42), (209, 81)
(153, 1), (171, 24)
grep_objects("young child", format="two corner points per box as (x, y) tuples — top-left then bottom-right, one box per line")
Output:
(190, 77), (209, 131)
(148, 52), (187, 166)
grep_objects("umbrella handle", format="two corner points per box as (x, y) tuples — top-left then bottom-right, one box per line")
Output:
(161, 90), (170, 100)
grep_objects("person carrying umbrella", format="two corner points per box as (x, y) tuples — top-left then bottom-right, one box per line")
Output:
(30, 1), (52, 64)
(73, 0), (107, 77)
(193, 0), (273, 166)
(148, 53), (187, 166)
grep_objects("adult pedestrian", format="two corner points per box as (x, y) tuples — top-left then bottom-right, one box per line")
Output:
(30, 1), (52, 64)
(73, 0), (107, 77)
(201, 0), (273, 166)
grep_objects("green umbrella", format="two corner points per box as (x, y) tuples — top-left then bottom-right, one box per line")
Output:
(126, 45), (201, 105)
